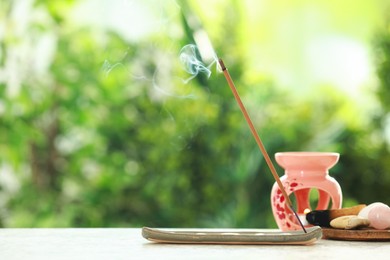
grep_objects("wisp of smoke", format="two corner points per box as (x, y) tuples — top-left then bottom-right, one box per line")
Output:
(179, 44), (215, 83)
(102, 60), (126, 77)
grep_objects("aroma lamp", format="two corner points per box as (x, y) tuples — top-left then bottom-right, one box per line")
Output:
(271, 152), (342, 231)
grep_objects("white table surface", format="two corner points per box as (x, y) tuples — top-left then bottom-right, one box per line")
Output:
(0, 228), (389, 260)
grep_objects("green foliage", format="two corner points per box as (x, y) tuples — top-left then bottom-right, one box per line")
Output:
(0, 0), (390, 229)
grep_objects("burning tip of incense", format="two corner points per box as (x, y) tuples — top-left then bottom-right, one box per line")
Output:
(218, 59), (226, 71)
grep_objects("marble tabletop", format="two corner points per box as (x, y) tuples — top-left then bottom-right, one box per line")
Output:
(0, 228), (389, 259)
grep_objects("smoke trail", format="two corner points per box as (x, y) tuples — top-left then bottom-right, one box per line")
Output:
(179, 44), (216, 83)
(102, 60), (126, 77)
(101, 50), (149, 81)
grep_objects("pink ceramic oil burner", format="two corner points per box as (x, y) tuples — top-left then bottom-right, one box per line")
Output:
(270, 152), (342, 231)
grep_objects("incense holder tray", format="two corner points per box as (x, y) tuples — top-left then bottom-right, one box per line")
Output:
(142, 226), (322, 245)
(270, 152), (342, 231)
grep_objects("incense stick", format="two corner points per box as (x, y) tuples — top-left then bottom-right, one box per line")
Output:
(218, 59), (307, 233)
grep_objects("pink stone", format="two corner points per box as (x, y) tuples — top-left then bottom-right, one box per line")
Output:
(358, 202), (387, 219)
(367, 204), (390, 230)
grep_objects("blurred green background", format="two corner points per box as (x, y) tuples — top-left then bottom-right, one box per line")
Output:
(1, 0), (390, 228)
